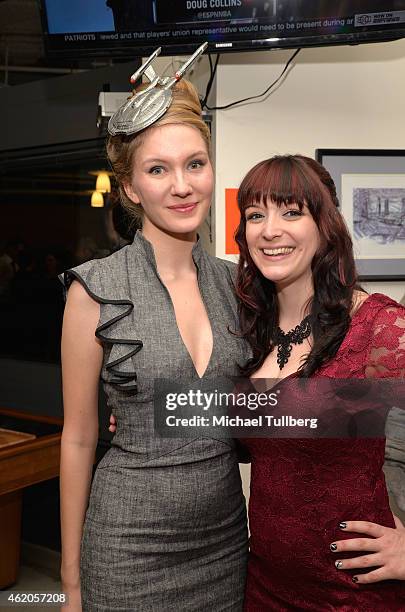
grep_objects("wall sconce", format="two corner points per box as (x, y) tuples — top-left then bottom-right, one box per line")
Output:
(91, 191), (104, 207)
(96, 172), (111, 193)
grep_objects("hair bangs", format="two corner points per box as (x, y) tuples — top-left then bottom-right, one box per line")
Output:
(238, 156), (325, 214)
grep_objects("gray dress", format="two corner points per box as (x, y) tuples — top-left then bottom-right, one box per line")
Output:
(62, 232), (249, 612)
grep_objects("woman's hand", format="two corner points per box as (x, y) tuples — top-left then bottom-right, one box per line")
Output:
(109, 413), (117, 433)
(330, 516), (405, 583)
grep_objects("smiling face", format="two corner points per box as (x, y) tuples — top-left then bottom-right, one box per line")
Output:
(245, 199), (320, 288)
(123, 124), (213, 239)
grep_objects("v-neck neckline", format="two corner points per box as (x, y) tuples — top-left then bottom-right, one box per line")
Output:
(170, 284), (215, 380)
(133, 231), (215, 379)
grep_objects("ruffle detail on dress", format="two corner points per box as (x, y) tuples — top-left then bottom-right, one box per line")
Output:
(61, 264), (143, 392)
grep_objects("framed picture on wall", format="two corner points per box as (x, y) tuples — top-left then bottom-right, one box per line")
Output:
(316, 149), (405, 281)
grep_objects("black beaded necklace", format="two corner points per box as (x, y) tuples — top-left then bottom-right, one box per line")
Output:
(274, 315), (312, 369)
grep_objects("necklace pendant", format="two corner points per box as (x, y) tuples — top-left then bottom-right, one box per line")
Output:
(275, 315), (312, 370)
(276, 342), (292, 370)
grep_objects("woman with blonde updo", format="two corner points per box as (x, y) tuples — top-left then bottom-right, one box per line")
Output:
(60, 79), (249, 611)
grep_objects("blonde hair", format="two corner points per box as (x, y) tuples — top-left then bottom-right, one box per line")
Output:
(107, 79), (211, 222)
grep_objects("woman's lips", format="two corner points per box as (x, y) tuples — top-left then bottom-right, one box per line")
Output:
(260, 247), (295, 260)
(168, 203), (198, 213)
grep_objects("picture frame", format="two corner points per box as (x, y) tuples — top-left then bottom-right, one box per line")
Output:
(316, 149), (405, 281)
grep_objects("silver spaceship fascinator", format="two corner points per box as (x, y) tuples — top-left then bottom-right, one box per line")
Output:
(108, 42), (208, 136)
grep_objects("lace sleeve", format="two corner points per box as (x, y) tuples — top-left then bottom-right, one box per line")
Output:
(365, 304), (405, 379)
(365, 303), (405, 511)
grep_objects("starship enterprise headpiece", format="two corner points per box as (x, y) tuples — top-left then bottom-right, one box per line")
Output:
(108, 42), (208, 136)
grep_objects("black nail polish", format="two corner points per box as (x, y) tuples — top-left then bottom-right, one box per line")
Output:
(352, 576), (358, 583)
(339, 522), (347, 529)
(330, 543), (337, 552)
(335, 560), (343, 569)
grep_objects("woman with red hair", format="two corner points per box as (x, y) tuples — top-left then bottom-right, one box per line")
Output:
(235, 154), (405, 610)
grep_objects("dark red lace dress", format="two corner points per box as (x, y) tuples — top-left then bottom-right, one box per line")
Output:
(242, 294), (405, 611)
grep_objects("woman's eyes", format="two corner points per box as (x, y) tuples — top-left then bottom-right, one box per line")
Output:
(283, 209), (303, 217)
(188, 159), (205, 170)
(148, 160), (206, 175)
(246, 212), (265, 221)
(245, 208), (303, 221)
(149, 166), (164, 175)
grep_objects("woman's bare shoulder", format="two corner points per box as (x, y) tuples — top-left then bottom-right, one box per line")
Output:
(63, 280), (101, 345)
(65, 278), (99, 309)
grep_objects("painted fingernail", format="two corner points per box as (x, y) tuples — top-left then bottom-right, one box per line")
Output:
(330, 543), (337, 552)
(352, 576), (358, 583)
(339, 522), (347, 529)
(335, 560), (343, 569)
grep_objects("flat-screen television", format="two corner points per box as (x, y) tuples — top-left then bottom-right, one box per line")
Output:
(41, 1), (405, 59)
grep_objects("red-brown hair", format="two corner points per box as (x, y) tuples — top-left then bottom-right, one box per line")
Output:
(235, 155), (359, 377)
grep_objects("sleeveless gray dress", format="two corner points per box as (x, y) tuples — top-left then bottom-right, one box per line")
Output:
(62, 232), (249, 612)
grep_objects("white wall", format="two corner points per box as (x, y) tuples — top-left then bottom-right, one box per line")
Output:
(213, 39), (405, 302)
